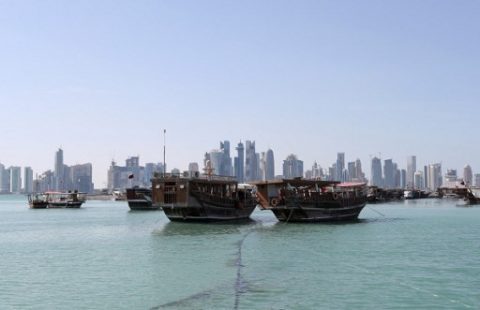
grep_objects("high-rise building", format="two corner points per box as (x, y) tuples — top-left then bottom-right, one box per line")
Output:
(347, 162), (356, 181)
(54, 148), (64, 191)
(475, 174), (480, 187)
(234, 141), (245, 183)
(427, 163), (442, 191)
(406, 156), (416, 189)
(207, 149), (223, 175)
(0, 163), (8, 193)
(444, 169), (458, 187)
(400, 169), (406, 189)
(283, 154), (303, 178)
(9, 166), (22, 193)
(265, 149), (275, 181)
(220, 141), (233, 176)
(414, 171), (424, 189)
(71, 163), (94, 193)
(336, 152), (345, 182)
(383, 159), (395, 189)
(371, 157), (383, 187)
(24, 167), (33, 193)
(463, 165), (473, 186)
(245, 140), (258, 182)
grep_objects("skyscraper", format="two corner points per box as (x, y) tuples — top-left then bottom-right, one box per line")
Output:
(336, 152), (345, 181)
(265, 149), (275, 181)
(283, 154), (303, 178)
(371, 157), (383, 187)
(463, 165), (473, 186)
(9, 166), (21, 193)
(234, 141), (245, 183)
(24, 167), (33, 193)
(383, 159), (395, 189)
(406, 156), (416, 189)
(71, 163), (94, 193)
(54, 148), (64, 191)
(220, 141), (233, 176)
(245, 140), (258, 182)
(414, 171), (424, 189)
(427, 163), (442, 191)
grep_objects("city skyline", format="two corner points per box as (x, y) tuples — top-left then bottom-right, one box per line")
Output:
(1, 1), (479, 187)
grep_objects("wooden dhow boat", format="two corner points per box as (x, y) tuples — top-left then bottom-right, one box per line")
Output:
(27, 193), (49, 209)
(126, 187), (158, 210)
(151, 172), (256, 222)
(254, 179), (368, 222)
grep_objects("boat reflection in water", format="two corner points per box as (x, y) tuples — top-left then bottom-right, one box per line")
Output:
(254, 179), (368, 223)
(151, 171), (256, 222)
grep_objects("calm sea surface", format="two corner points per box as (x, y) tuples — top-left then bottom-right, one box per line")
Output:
(1, 195), (479, 309)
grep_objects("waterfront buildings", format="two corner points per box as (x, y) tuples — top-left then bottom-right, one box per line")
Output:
(107, 157), (163, 192)
(475, 174), (480, 187)
(283, 154), (303, 178)
(9, 167), (21, 194)
(414, 171), (424, 189)
(407, 156), (416, 189)
(234, 141), (245, 183)
(24, 167), (33, 194)
(245, 140), (259, 182)
(463, 165), (473, 186)
(426, 163), (442, 191)
(444, 169), (458, 187)
(335, 153), (345, 182)
(371, 157), (383, 187)
(265, 149), (275, 181)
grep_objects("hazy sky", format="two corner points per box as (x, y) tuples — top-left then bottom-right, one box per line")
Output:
(1, 0), (479, 187)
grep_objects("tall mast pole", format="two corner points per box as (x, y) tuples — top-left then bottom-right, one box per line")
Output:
(163, 129), (166, 176)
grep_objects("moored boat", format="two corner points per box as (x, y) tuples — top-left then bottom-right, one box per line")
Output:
(27, 193), (49, 209)
(465, 188), (480, 205)
(47, 191), (86, 208)
(126, 187), (158, 210)
(254, 179), (368, 222)
(151, 172), (256, 222)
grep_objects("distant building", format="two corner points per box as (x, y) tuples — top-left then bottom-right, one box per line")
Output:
(69, 164), (93, 193)
(283, 154), (303, 178)
(245, 140), (259, 182)
(107, 156), (153, 191)
(188, 162), (199, 176)
(24, 167), (33, 193)
(54, 148), (65, 191)
(234, 141), (245, 183)
(414, 171), (424, 189)
(0, 163), (9, 193)
(400, 169), (406, 189)
(444, 169), (458, 187)
(475, 174), (480, 187)
(371, 157), (383, 187)
(383, 159), (395, 189)
(9, 166), (21, 193)
(427, 163), (442, 191)
(406, 156), (416, 189)
(463, 165), (473, 186)
(336, 152), (345, 182)
(306, 161), (323, 180)
(265, 149), (275, 181)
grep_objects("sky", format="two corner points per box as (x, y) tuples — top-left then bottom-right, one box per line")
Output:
(0, 0), (479, 188)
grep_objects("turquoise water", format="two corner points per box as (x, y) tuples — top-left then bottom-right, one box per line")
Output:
(1, 195), (479, 309)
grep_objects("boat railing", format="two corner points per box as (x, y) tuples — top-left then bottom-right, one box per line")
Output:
(153, 172), (237, 182)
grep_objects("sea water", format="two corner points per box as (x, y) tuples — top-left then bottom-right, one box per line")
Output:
(1, 195), (479, 309)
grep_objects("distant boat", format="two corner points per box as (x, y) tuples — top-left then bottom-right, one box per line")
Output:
(27, 193), (49, 209)
(47, 191), (86, 208)
(126, 187), (158, 210)
(254, 179), (368, 222)
(151, 173), (256, 222)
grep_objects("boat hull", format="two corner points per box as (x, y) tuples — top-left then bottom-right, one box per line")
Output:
(270, 203), (366, 223)
(162, 203), (256, 222)
(128, 199), (159, 211)
(29, 202), (49, 209)
(48, 201), (84, 208)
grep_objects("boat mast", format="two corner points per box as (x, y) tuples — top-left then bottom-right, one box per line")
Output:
(163, 129), (166, 176)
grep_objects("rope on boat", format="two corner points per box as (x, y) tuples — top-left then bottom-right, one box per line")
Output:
(234, 229), (253, 310)
(367, 205), (386, 217)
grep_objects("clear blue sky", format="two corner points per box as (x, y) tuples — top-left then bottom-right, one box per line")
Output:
(1, 0), (479, 187)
